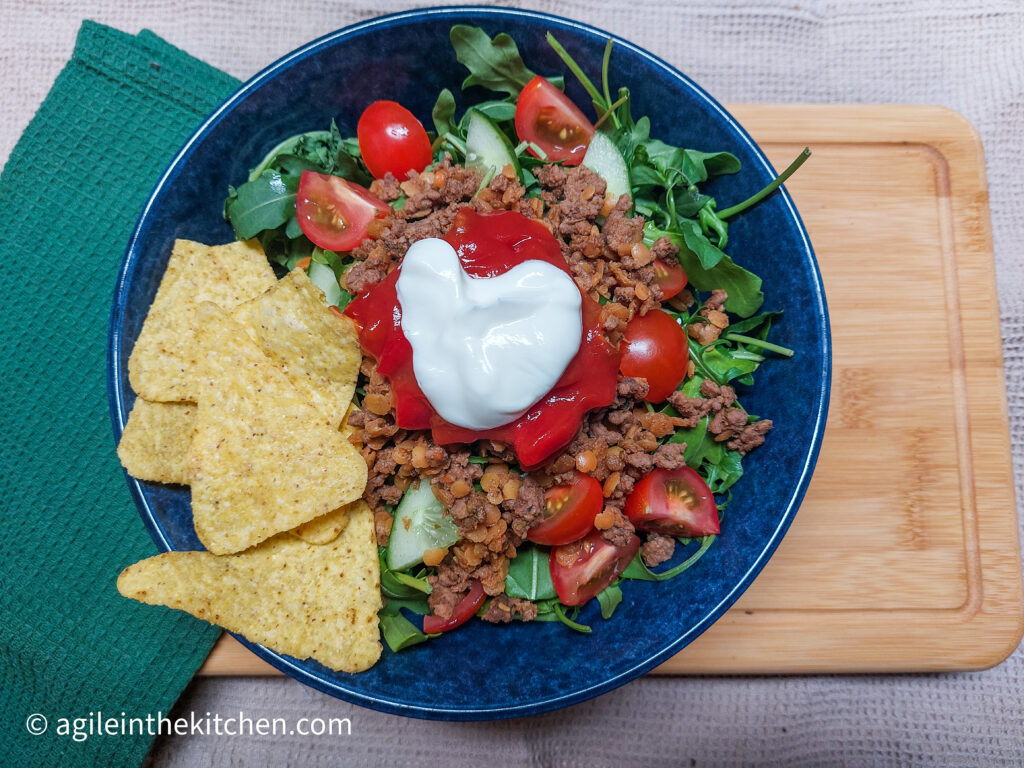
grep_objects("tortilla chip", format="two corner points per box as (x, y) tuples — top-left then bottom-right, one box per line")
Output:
(231, 268), (361, 428)
(117, 502), (382, 673)
(117, 399), (196, 485)
(188, 303), (367, 554)
(290, 500), (361, 545)
(289, 408), (365, 545)
(128, 239), (276, 402)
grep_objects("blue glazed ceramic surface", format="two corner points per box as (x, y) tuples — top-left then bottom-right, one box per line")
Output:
(108, 7), (830, 720)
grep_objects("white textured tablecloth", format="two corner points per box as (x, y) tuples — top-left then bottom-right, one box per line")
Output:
(6, 1), (1022, 765)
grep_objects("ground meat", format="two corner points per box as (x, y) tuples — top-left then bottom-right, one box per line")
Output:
(663, 378), (770, 455)
(480, 595), (538, 624)
(426, 581), (464, 620)
(616, 375), (650, 401)
(400, 156), (482, 215)
(700, 379), (738, 411)
(709, 406), (749, 440)
(558, 165), (607, 227)
(727, 419), (774, 454)
(504, 473), (546, 540)
(666, 379), (739, 428)
(431, 449), (483, 507)
(688, 289), (731, 344)
(705, 288), (728, 312)
(652, 442), (687, 470)
(650, 235), (678, 263)
(600, 507), (636, 546)
(342, 242), (393, 295)
(641, 533), (676, 567)
(342, 156), (482, 295)
(602, 195), (643, 257)
(368, 173), (402, 202)
(535, 163), (568, 199)
(373, 509), (393, 547)
(473, 165), (531, 212)
(433, 544), (510, 597)
(537, 167), (660, 325)
(687, 319), (721, 345)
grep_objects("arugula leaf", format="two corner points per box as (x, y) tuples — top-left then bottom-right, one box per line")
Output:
(504, 546), (557, 600)
(704, 450), (744, 494)
(646, 224), (763, 317)
(226, 151), (327, 243)
(552, 602), (592, 633)
(596, 583), (623, 619)
(432, 88), (457, 136)
(668, 415), (708, 466)
(379, 603), (432, 652)
(467, 99), (517, 122)
(379, 547), (432, 600)
(699, 202), (729, 248)
(545, 32), (607, 117)
(700, 344), (762, 384)
(247, 130), (331, 182)
(621, 535), (717, 582)
(719, 147), (811, 219)
(679, 219), (726, 270)
(383, 597), (430, 616)
(683, 149), (741, 182)
(450, 25), (537, 97)
(258, 229), (313, 269)
(247, 121), (370, 186)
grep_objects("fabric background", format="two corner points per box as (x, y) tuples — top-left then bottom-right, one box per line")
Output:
(4, 1), (1022, 765)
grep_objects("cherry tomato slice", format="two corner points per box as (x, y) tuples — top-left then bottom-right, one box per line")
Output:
(625, 466), (720, 537)
(550, 530), (640, 606)
(619, 310), (688, 402)
(515, 75), (594, 165)
(296, 172), (387, 252)
(653, 258), (687, 300)
(527, 472), (603, 546)
(357, 100), (433, 180)
(422, 580), (486, 634)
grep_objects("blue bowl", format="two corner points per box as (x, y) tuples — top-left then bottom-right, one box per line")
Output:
(108, 6), (830, 720)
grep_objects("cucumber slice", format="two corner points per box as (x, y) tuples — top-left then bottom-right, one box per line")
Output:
(583, 130), (630, 206)
(464, 109), (520, 176)
(307, 259), (342, 307)
(386, 481), (460, 572)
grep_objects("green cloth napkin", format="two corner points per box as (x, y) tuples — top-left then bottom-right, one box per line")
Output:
(0, 22), (240, 767)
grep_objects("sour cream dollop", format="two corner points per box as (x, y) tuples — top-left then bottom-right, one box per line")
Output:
(396, 237), (583, 430)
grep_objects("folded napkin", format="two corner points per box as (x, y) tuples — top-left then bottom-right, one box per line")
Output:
(0, 22), (240, 767)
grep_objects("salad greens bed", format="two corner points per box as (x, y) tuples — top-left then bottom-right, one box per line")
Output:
(223, 26), (806, 652)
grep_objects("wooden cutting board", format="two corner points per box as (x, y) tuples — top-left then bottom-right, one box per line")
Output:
(197, 104), (1023, 676)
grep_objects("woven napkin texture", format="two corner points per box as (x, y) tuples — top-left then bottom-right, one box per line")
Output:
(0, 22), (239, 768)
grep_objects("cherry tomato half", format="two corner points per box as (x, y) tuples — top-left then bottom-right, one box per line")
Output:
(422, 580), (486, 634)
(357, 100), (433, 180)
(619, 310), (688, 402)
(527, 472), (603, 546)
(625, 466), (719, 537)
(550, 530), (640, 606)
(296, 172), (388, 252)
(653, 258), (687, 300)
(515, 75), (594, 165)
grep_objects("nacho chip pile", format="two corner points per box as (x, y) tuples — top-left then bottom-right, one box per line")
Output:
(116, 239), (380, 672)
(128, 239), (277, 403)
(117, 502), (381, 673)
